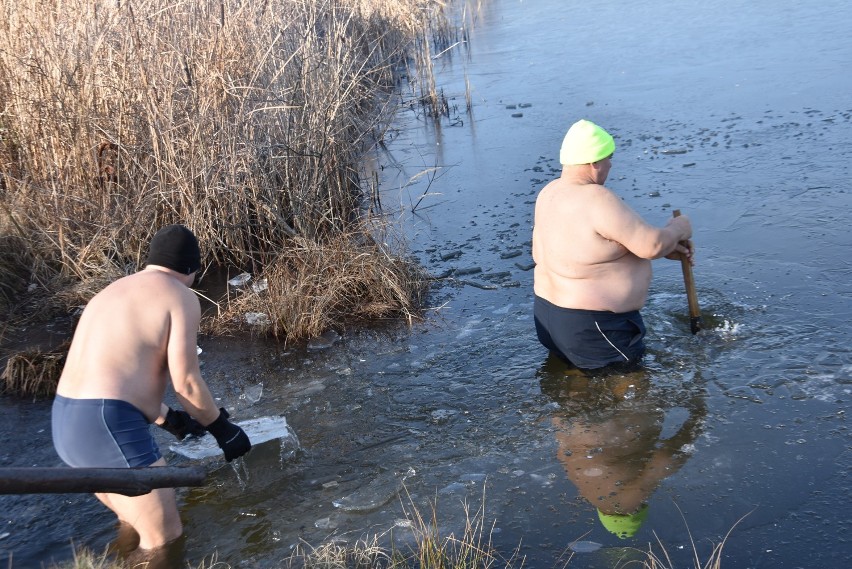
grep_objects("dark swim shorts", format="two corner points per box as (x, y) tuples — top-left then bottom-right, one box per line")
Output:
(534, 295), (646, 369)
(52, 395), (162, 468)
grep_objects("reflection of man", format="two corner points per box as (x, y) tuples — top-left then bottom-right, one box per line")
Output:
(541, 366), (705, 539)
(52, 225), (252, 555)
(532, 119), (693, 369)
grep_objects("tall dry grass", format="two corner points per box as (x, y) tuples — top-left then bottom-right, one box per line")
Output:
(0, 0), (455, 344)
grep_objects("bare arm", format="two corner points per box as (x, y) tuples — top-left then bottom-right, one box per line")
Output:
(167, 290), (221, 426)
(592, 189), (692, 260)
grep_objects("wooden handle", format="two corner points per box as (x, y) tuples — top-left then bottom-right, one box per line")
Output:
(673, 210), (702, 334)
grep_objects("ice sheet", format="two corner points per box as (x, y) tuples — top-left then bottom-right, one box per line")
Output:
(169, 415), (296, 460)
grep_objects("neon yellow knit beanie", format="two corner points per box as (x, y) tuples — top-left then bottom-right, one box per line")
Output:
(597, 504), (649, 539)
(559, 119), (616, 165)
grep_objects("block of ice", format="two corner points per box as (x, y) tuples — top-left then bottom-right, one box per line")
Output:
(569, 541), (602, 553)
(170, 415), (298, 460)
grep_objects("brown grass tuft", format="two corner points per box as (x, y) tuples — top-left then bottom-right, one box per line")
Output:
(395, 484), (522, 569)
(1, 343), (67, 399)
(210, 226), (428, 341)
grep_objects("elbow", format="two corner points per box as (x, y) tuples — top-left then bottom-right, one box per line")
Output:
(648, 246), (669, 260)
(643, 233), (680, 260)
(172, 373), (200, 398)
(637, 240), (668, 260)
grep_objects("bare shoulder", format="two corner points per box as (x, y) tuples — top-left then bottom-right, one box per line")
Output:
(586, 184), (641, 223)
(535, 178), (562, 203)
(586, 182), (625, 205)
(536, 178), (584, 210)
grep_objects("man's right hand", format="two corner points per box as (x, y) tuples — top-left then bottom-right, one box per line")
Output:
(205, 408), (252, 462)
(665, 238), (694, 264)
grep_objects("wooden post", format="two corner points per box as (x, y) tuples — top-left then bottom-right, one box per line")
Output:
(673, 210), (702, 335)
(0, 466), (207, 497)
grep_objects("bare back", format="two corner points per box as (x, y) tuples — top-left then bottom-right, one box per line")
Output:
(56, 269), (201, 422)
(533, 177), (653, 312)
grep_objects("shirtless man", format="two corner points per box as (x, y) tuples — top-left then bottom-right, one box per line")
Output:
(52, 224), (251, 552)
(532, 119), (693, 369)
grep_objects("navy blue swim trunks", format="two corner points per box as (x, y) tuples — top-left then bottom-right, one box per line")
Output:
(534, 295), (646, 369)
(52, 395), (162, 468)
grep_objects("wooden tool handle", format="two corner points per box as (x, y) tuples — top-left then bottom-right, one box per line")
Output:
(673, 210), (702, 334)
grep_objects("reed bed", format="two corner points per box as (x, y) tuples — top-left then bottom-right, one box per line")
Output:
(0, 0), (454, 331)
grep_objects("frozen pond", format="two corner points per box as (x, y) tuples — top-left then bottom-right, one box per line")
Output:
(2, 0), (851, 567)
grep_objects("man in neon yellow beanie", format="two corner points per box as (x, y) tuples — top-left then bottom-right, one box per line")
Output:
(532, 119), (693, 369)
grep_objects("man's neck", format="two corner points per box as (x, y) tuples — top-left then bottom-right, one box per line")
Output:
(143, 265), (192, 287)
(561, 165), (599, 185)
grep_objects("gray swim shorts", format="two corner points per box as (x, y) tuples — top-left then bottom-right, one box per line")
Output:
(52, 395), (162, 468)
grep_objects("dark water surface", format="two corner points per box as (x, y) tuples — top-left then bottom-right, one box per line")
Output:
(2, 0), (851, 567)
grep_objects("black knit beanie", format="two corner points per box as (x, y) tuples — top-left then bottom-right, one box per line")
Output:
(146, 224), (201, 275)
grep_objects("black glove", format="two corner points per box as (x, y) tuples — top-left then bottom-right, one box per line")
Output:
(157, 407), (207, 441)
(204, 408), (252, 462)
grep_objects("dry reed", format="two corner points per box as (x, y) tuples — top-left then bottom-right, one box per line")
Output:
(0, 0), (463, 369)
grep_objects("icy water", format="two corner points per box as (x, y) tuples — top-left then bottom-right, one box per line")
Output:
(2, 0), (851, 567)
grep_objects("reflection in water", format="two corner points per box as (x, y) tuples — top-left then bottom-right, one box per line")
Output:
(538, 355), (706, 539)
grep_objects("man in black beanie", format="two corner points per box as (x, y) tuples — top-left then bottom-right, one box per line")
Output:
(51, 224), (251, 557)
(146, 223), (202, 276)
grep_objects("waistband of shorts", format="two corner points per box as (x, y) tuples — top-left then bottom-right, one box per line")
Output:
(534, 294), (641, 318)
(54, 395), (150, 420)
